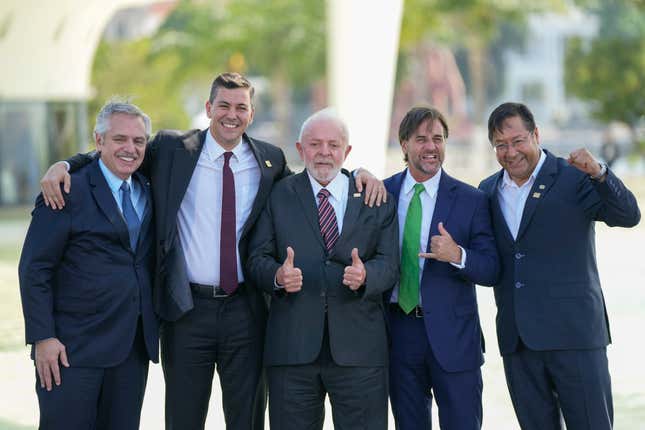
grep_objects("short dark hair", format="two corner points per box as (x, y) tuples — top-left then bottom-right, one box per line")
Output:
(487, 102), (536, 142)
(399, 106), (449, 143)
(208, 72), (255, 103)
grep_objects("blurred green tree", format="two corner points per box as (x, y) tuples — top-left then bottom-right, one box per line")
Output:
(565, 0), (645, 152)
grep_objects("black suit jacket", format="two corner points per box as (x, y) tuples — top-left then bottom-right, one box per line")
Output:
(69, 130), (291, 325)
(246, 170), (399, 367)
(19, 160), (159, 367)
(479, 149), (640, 354)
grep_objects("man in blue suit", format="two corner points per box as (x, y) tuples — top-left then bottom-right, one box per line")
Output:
(384, 106), (499, 429)
(479, 102), (641, 430)
(19, 101), (159, 430)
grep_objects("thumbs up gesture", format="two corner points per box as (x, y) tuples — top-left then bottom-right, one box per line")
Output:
(419, 222), (462, 264)
(343, 248), (366, 291)
(276, 246), (303, 293)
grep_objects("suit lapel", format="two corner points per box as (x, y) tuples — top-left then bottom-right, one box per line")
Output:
(488, 170), (515, 245)
(135, 172), (153, 249)
(427, 171), (457, 245)
(516, 150), (558, 241)
(331, 170), (361, 256)
(164, 130), (206, 240)
(241, 134), (275, 239)
(293, 171), (327, 250)
(89, 161), (131, 252)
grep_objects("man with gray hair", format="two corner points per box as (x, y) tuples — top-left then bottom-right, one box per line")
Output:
(246, 108), (399, 430)
(19, 100), (159, 429)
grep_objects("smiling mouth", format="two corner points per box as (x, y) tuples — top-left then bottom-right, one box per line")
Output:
(421, 154), (438, 161)
(221, 122), (238, 129)
(117, 155), (137, 162)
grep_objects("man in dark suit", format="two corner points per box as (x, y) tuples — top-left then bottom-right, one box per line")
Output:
(479, 102), (641, 430)
(384, 106), (499, 429)
(19, 101), (159, 430)
(246, 109), (399, 430)
(40, 73), (385, 430)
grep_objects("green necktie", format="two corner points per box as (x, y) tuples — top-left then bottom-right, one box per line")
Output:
(399, 183), (425, 314)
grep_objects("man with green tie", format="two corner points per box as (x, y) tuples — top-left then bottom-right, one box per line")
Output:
(383, 105), (499, 429)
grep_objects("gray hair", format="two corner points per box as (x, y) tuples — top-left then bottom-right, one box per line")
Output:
(298, 108), (349, 144)
(94, 98), (152, 138)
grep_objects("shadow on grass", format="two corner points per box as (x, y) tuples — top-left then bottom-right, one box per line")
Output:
(0, 417), (36, 430)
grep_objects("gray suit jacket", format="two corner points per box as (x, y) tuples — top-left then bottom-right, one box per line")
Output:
(246, 170), (399, 367)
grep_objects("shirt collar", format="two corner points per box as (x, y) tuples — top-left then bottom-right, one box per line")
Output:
(204, 130), (245, 161)
(307, 170), (348, 202)
(501, 149), (547, 189)
(98, 158), (132, 194)
(403, 168), (441, 199)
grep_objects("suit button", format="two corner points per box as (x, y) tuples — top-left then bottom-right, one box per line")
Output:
(325, 261), (330, 266)
(515, 282), (524, 289)
(515, 253), (524, 260)
(320, 291), (326, 297)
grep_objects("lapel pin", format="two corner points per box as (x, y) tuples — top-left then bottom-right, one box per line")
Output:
(532, 192), (541, 198)
(353, 192), (361, 198)
(265, 160), (272, 167)
(539, 184), (545, 190)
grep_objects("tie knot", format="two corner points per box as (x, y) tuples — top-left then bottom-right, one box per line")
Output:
(413, 183), (424, 196)
(223, 151), (234, 164)
(120, 181), (131, 194)
(317, 188), (331, 200)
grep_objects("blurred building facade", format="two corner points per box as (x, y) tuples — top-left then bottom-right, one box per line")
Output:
(0, 0), (171, 205)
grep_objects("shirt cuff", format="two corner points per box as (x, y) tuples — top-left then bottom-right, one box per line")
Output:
(274, 275), (284, 290)
(449, 246), (467, 269)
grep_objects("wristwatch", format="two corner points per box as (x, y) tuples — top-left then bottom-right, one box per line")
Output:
(591, 163), (608, 181)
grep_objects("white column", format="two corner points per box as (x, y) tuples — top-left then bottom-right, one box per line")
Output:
(327, 0), (403, 177)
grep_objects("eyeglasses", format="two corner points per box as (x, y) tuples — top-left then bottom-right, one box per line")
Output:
(492, 133), (533, 154)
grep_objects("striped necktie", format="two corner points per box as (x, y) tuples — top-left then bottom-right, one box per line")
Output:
(317, 189), (339, 252)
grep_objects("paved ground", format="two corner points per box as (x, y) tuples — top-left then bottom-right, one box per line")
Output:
(1, 178), (644, 429)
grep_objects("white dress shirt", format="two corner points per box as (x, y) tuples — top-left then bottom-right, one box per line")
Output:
(307, 171), (349, 234)
(177, 131), (261, 285)
(498, 149), (546, 239)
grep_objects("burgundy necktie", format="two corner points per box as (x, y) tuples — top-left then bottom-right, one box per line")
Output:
(317, 189), (339, 252)
(220, 151), (238, 294)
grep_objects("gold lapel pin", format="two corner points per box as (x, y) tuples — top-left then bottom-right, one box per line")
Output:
(265, 160), (272, 167)
(539, 184), (545, 190)
(532, 192), (541, 198)
(353, 192), (361, 198)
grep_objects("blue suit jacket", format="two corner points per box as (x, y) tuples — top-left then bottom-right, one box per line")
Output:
(479, 149), (640, 355)
(385, 169), (499, 372)
(19, 159), (159, 367)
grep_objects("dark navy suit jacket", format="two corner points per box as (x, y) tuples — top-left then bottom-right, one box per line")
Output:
(19, 159), (159, 367)
(385, 169), (499, 372)
(479, 149), (640, 355)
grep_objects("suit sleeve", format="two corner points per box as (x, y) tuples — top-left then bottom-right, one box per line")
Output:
(362, 199), (400, 300)
(580, 169), (640, 227)
(458, 192), (500, 286)
(246, 201), (283, 295)
(67, 151), (97, 172)
(18, 192), (72, 344)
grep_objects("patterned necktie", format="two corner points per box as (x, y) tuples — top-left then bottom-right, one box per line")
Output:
(220, 151), (238, 294)
(399, 183), (425, 313)
(120, 181), (141, 251)
(317, 189), (339, 252)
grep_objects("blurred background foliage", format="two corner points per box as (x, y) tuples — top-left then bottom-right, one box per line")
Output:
(90, 0), (644, 152)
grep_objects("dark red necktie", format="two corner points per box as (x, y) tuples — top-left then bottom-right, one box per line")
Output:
(220, 152), (238, 294)
(317, 189), (339, 252)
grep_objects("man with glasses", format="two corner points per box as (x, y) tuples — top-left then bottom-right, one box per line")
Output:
(479, 102), (640, 430)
